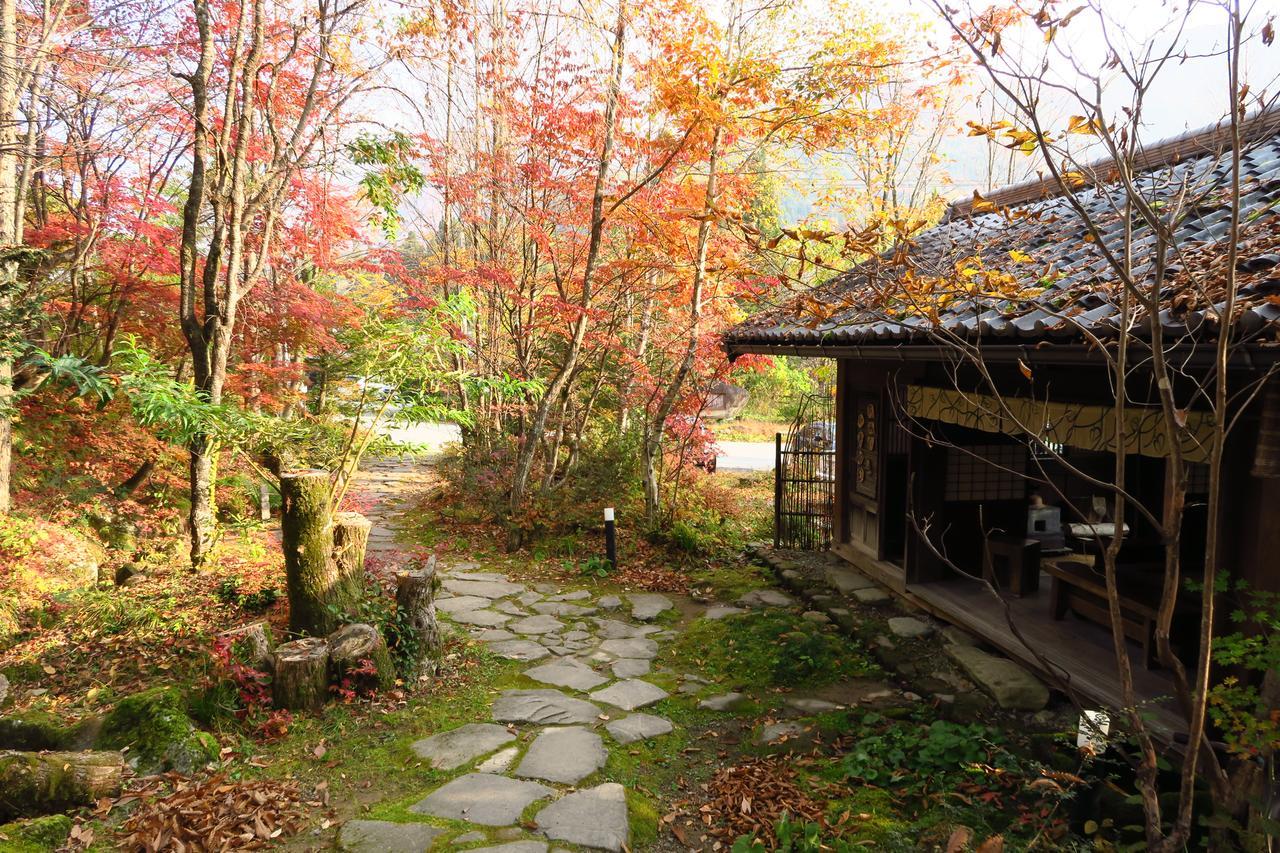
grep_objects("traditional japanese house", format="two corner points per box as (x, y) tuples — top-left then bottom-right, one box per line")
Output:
(724, 113), (1280, 734)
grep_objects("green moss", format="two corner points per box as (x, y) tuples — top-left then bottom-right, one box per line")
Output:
(99, 687), (218, 774)
(0, 712), (72, 751)
(665, 611), (879, 689)
(0, 815), (72, 852)
(626, 788), (660, 847)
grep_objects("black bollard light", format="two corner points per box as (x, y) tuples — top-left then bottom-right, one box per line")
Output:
(604, 507), (617, 571)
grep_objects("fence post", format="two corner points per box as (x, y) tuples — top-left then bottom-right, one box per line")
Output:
(774, 432), (782, 549)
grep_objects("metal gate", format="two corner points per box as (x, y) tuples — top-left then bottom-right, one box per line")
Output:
(774, 385), (836, 549)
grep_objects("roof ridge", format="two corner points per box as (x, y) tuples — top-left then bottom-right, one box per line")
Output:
(946, 108), (1280, 220)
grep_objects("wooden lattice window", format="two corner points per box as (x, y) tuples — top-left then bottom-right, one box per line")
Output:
(854, 396), (878, 498)
(944, 444), (1026, 501)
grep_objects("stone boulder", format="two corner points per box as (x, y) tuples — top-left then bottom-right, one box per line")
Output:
(945, 645), (1049, 711)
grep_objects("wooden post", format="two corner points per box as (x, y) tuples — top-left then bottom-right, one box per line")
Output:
(395, 559), (442, 681)
(271, 637), (330, 711)
(280, 470), (346, 636)
(774, 433), (783, 549)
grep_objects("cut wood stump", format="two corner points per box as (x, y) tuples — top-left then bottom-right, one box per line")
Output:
(0, 750), (124, 821)
(219, 622), (274, 670)
(327, 623), (395, 690)
(332, 511), (372, 603)
(395, 558), (442, 681)
(280, 470), (350, 636)
(271, 637), (330, 712)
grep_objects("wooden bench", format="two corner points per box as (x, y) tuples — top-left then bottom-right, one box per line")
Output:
(1043, 557), (1193, 670)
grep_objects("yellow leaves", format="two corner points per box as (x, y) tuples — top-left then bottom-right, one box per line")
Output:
(1008, 249), (1034, 263)
(1066, 115), (1105, 136)
(970, 190), (998, 214)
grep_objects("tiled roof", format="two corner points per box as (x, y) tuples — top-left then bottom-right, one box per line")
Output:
(724, 114), (1280, 353)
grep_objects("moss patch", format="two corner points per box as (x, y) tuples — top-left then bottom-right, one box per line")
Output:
(666, 611), (879, 689)
(0, 814), (72, 853)
(99, 687), (218, 774)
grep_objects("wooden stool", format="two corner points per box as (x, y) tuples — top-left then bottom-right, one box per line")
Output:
(983, 536), (1042, 597)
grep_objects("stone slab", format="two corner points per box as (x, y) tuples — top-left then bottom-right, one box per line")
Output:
(852, 588), (891, 604)
(824, 567), (875, 593)
(510, 614), (566, 635)
(738, 589), (795, 608)
(451, 571), (510, 582)
(410, 774), (552, 826)
(589, 678), (668, 711)
(531, 602), (596, 617)
(436, 595), (493, 614)
(452, 609), (513, 627)
(514, 726), (607, 784)
(535, 783), (629, 852)
(488, 640), (551, 661)
(598, 638), (658, 660)
(888, 616), (933, 639)
(605, 713), (673, 744)
(597, 595), (623, 609)
(699, 692), (750, 711)
(610, 658), (650, 678)
(491, 689), (603, 724)
(592, 619), (657, 640)
(546, 590), (592, 602)
(475, 745), (519, 774)
(705, 605), (744, 620)
(443, 578), (526, 599)
(411, 723), (516, 770)
(338, 820), (445, 852)
(524, 660), (609, 691)
(946, 644), (1049, 710)
(471, 844), (548, 853)
(629, 593), (673, 621)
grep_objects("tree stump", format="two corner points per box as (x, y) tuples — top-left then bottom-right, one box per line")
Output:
(395, 558), (443, 681)
(0, 750), (124, 821)
(280, 470), (348, 636)
(271, 637), (330, 712)
(327, 623), (395, 691)
(219, 622), (274, 670)
(332, 511), (372, 603)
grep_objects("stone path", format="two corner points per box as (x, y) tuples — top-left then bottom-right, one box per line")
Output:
(337, 459), (836, 852)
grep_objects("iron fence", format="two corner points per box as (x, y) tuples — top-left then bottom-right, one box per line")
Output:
(774, 385), (836, 550)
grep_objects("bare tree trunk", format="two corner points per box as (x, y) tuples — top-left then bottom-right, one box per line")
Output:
(507, 2), (626, 537)
(0, 750), (124, 821)
(395, 560), (442, 681)
(0, 0), (18, 516)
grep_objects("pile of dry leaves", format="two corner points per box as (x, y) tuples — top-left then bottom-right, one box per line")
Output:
(115, 774), (317, 851)
(671, 756), (828, 847)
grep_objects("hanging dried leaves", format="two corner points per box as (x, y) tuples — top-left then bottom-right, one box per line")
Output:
(118, 774), (312, 851)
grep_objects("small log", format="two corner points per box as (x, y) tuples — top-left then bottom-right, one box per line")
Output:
(280, 470), (346, 636)
(327, 623), (395, 690)
(0, 750), (124, 821)
(332, 511), (372, 603)
(395, 558), (443, 681)
(271, 637), (330, 712)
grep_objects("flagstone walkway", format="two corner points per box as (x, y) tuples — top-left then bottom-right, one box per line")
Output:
(335, 458), (811, 852)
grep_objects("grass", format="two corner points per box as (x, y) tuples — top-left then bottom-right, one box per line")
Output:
(710, 419), (790, 442)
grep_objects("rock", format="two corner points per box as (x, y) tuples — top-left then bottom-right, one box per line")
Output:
(704, 605), (744, 620)
(491, 689), (603, 725)
(677, 683), (701, 695)
(99, 687), (218, 774)
(605, 713), (673, 744)
(475, 745), (519, 773)
(941, 626), (979, 647)
(592, 619), (657, 640)
(597, 596), (623, 610)
(443, 578), (526, 599)
(562, 630), (592, 642)
(450, 570), (506, 581)
(629, 594), (673, 621)
(801, 611), (830, 624)
(455, 831), (487, 844)
(452, 609), (513, 628)
(823, 567), (875, 593)
(852, 588), (890, 604)
(531, 602), (595, 617)
(411, 774), (552, 826)
(783, 697), (841, 714)
(493, 600), (529, 615)
(510, 615), (566, 635)
(476, 629), (516, 642)
(757, 720), (808, 746)
(410, 723), (516, 770)
(535, 782), (629, 852)
(488, 640), (551, 661)
(0, 815), (71, 850)
(887, 616), (933, 639)
(589, 679), (668, 711)
(699, 693), (750, 712)
(523, 660), (608, 692)
(737, 589), (794, 608)
(337, 820), (446, 852)
(515, 726), (607, 784)
(517, 591), (544, 606)
(610, 658), (650, 678)
(598, 638), (658, 659)
(946, 645), (1049, 710)
(471, 844), (548, 853)
(436, 595), (493, 614)
(547, 591), (592, 602)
